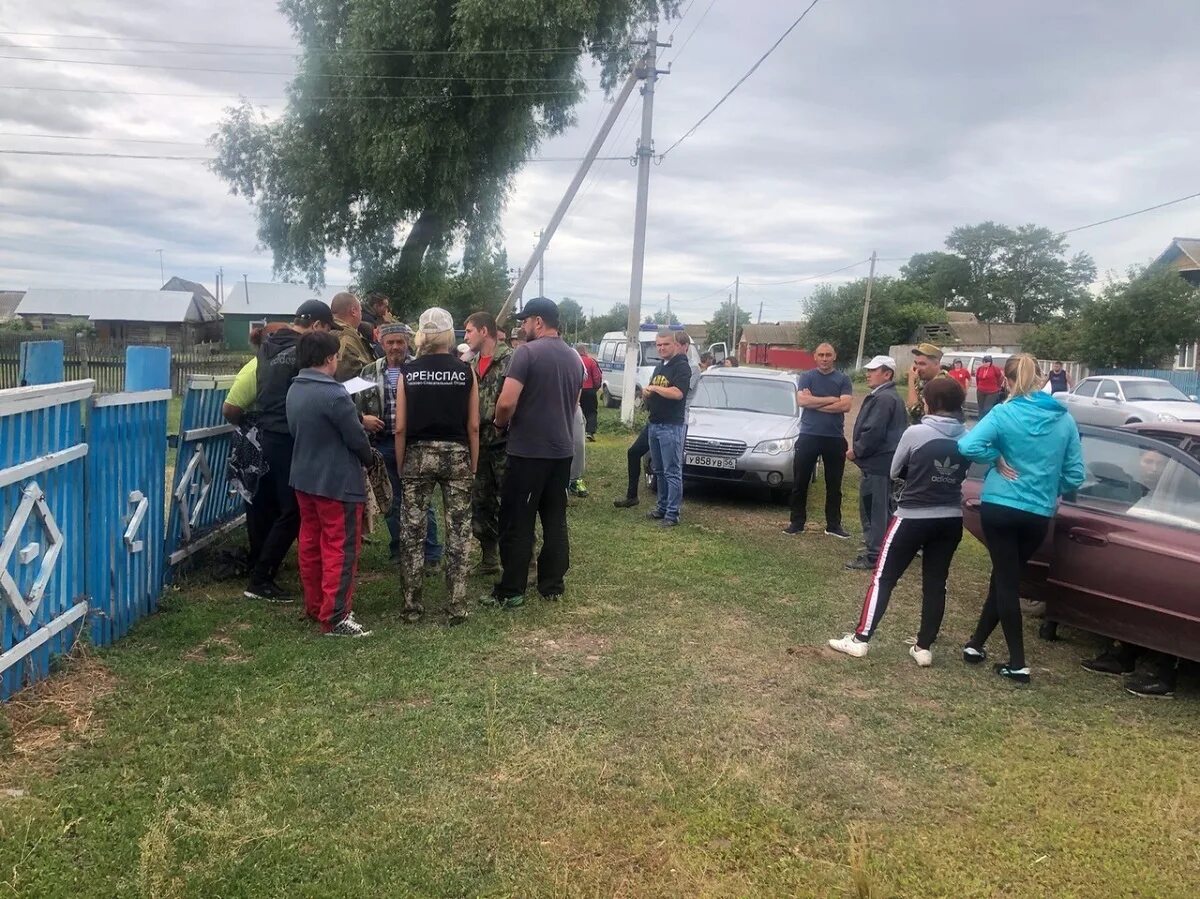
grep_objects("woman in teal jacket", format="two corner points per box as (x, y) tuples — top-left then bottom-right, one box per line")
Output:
(957, 355), (1085, 684)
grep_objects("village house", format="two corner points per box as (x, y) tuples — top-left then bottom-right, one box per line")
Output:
(14, 284), (221, 348)
(219, 281), (349, 350)
(1155, 237), (1200, 372)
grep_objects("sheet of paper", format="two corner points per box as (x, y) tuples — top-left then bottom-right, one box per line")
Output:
(341, 376), (376, 396)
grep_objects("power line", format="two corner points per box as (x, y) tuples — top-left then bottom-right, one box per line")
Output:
(661, 0), (823, 158)
(0, 84), (581, 101)
(0, 31), (594, 55)
(1060, 190), (1200, 235)
(0, 147), (632, 163)
(669, 0), (720, 67)
(0, 52), (597, 84)
(741, 258), (871, 287)
(0, 130), (204, 146)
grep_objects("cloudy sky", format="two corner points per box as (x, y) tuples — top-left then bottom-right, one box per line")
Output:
(1, 0), (1197, 324)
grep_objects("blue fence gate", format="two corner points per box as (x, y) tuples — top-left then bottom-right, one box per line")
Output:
(0, 378), (93, 698)
(165, 374), (245, 571)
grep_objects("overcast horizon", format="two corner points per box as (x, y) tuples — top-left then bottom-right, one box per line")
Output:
(1, 0), (1197, 325)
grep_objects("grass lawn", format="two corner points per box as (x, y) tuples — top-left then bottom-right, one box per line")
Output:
(2, 407), (1198, 897)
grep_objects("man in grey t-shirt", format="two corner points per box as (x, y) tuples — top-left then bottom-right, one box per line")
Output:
(489, 298), (583, 606)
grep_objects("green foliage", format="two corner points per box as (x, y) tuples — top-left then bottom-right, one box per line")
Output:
(211, 0), (680, 292)
(1073, 264), (1200, 368)
(944, 222), (1095, 323)
(900, 251), (972, 308)
(557, 297), (588, 342)
(650, 308), (681, 325)
(1022, 317), (1083, 362)
(801, 277), (945, 361)
(585, 303), (629, 342)
(392, 249), (511, 326)
(705, 299), (752, 348)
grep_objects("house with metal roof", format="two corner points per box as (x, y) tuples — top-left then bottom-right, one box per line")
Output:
(1155, 238), (1200, 371)
(219, 281), (350, 349)
(15, 286), (222, 347)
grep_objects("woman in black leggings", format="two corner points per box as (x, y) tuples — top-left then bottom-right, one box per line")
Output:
(957, 355), (1085, 684)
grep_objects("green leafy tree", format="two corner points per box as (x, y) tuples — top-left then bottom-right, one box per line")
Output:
(211, 0), (681, 291)
(651, 309), (680, 325)
(705, 299), (752, 349)
(944, 222), (1095, 323)
(417, 249), (512, 325)
(557, 297), (587, 342)
(1022, 317), (1084, 363)
(586, 303), (629, 342)
(901, 251), (974, 309)
(801, 277), (945, 362)
(1074, 265), (1200, 368)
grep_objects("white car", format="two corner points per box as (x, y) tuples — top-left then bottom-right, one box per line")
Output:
(1062, 376), (1200, 427)
(596, 325), (723, 407)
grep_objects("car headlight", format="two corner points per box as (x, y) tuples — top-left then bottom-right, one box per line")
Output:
(752, 438), (792, 455)
(1156, 413), (1180, 422)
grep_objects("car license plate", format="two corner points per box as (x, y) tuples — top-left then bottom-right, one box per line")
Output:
(686, 453), (735, 470)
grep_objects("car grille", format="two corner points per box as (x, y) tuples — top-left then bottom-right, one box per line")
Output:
(685, 436), (747, 458)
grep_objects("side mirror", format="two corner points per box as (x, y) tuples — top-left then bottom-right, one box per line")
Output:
(1190, 395), (1198, 402)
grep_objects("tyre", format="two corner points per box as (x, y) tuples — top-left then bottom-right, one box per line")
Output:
(601, 384), (620, 408)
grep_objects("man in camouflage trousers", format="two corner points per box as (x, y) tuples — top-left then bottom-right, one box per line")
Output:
(464, 311), (513, 576)
(400, 444), (474, 621)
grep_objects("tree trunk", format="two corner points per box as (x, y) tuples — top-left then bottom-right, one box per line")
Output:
(398, 209), (444, 282)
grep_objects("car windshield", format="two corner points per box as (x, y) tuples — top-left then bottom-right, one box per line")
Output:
(1121, 381), (1191, 402)
(691, 377), (797, 416)
(641, 341), (661, 364)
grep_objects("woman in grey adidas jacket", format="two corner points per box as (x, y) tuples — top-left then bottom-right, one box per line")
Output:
(829, 378), (970, 666)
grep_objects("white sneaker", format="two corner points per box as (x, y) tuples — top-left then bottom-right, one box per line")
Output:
(326, 613), (373, 638)
(828, 634), (869, 657)
(909, 644), (933, 667)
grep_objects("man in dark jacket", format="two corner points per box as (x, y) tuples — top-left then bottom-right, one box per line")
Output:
(845, 355), (908, 570)
(245, 299), (336, 602)
(287, 331), (376, 637)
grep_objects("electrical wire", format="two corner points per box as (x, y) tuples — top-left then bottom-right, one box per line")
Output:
(0, 31), (595, 55)
(0, 84), (582, 101)
(0, 52), (596, 84)
(0, 130), (205, 146)
(660, 0), (823, 158)
(0, 147), (631, 163)
(1060, 190), (1200, 235)
(669, 0), (720, 67)
(741, 258), (871, 287)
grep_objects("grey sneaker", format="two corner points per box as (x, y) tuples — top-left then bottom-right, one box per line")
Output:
(326, 613), (373, 638)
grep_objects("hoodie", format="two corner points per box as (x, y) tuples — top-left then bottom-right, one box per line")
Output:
(255, 327), (301, 436)
(957, 392), (1086, 517)
(891, 415), (969, 518)
(286, 368), (373, 502)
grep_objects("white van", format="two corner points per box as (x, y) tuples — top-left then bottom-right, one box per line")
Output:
(596, 324), (710, 407)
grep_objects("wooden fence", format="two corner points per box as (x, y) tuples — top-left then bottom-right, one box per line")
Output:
(0, 343), (249, 395)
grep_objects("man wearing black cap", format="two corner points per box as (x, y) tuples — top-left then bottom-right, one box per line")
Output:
(246, 300), (377, 602)
(486, 297), (583, 607)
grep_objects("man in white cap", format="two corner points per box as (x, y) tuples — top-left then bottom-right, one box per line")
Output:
(845, 355), (908, 570)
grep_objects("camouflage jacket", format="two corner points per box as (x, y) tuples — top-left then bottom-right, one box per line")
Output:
(334, 318), (377, 382)
(908, 370), (964, 424)
(472, 342), (513, 447)
(355, 355), (414, 425)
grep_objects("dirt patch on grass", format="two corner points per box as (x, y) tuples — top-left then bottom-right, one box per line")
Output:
(182, 628), (251, 664)
(0, 654), (117, 788)
(520, 630), (612, 674)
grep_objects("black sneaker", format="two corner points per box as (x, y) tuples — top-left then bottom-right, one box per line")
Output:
(540, 593), (564, 603)
(244, 581), (294, 604)
(782, 523), (805, 535)
(647, 510), (665, 520)
(844, 557), (874, 571)
(994, 663), (1031, 684)
(824, 526), (852, 540)
(1082, 651), (1136, 677)
(657, 519), (679, 528)
(613, 497), (639, 508)
(1124, 672), (1175, 699)
(962, 645), (987, 665)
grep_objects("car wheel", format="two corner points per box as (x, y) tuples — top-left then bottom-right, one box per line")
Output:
(600, 385), (620, 408)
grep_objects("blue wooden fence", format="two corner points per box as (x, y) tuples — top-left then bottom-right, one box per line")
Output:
(1094, 368), (1200, 397)
(164, 374), (245, 570)
(1, 343), (246, 699)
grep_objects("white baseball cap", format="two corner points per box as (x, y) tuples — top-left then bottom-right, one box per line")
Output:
(418, 306), (454, 334)
(863, 355), (897, 371)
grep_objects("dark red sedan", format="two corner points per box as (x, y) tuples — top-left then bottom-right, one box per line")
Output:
(962, 422), (1200, 662)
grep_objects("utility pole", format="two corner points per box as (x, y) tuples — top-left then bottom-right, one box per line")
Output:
(620, 28), (670, 425)
(757, 301), (763, 324)
(157, 249), (165, 286)
(665, 292), (671, 323)
(730, 275), (741, 357)
(536, 230), (546, 298)
(854, 250), (878, 369)
(243, 274), (250, 306)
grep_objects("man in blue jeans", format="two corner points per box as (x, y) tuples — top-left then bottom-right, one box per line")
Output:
(644, 329), (692, 527)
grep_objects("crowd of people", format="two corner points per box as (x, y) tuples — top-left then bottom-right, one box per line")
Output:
(220, 303), (1180, 695)
(222, 293), (581, 636)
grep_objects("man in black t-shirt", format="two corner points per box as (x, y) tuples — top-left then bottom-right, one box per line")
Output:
(644, 329), (692, 526)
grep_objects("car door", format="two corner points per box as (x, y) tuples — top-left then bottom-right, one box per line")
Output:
(1064, 378), (1099, 424)
(1092, 378), (1125, 427)
(1045, 429), (1200, 661)
(961, 462), (1056, 601)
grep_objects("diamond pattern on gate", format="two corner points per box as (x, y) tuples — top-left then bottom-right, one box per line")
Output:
(173, 445), (213, 543)
(0, 481), (65, 627)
